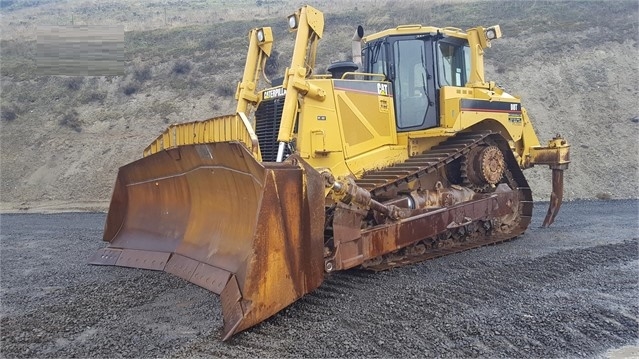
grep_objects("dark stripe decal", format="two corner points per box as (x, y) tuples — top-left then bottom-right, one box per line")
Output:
(461, 99), (521, 113)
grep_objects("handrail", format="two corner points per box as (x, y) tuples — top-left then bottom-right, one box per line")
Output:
(340, 72), (387, 81)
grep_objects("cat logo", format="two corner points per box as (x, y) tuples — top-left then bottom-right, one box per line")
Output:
(377, 83), (388, 96)
(263, 87), (287, 100)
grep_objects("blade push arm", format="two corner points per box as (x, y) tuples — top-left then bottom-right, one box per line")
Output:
(235, 26), (274, 116)
(276, 5), (325, 161)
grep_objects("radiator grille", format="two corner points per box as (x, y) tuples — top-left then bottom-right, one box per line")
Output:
(254, 97), (285, 162)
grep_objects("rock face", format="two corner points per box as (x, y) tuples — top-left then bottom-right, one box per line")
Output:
(1, 1), (637, 210)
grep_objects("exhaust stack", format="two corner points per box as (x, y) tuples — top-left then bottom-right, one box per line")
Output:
(352, 25), (364, 67)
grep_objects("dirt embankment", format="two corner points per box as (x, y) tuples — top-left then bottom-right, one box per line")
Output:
(1, 1), (638, 211)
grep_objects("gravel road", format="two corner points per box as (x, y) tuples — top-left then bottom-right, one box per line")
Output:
(1, 200), (638, 358)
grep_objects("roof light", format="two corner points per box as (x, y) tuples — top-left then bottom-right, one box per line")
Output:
(256, 28), (265, 42)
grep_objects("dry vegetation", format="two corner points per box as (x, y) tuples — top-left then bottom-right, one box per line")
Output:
(0, 0), (637, 210)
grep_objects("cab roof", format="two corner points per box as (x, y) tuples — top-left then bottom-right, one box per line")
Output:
(363, 25), (469, 43)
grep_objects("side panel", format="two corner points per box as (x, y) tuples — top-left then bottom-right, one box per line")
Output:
(295, 79), (349, 176)
(298, 79), (407, 179)
(333, 80), (396, 158)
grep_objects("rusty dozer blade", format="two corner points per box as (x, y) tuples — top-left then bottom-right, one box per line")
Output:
(89, 142), (326, 340)
(542, 168), (564, 227)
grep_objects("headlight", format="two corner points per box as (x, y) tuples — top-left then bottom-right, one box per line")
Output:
(484, 25), (502, 41)
(256, 28), (265, 42)
(287, 14), (298, 30)
(485, 28), (496, 40)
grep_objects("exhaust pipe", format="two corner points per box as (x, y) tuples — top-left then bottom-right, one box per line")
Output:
(352, 25), (364, 68)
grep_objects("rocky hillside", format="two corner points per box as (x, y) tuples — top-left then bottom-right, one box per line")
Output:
(1, 0), (637, 211)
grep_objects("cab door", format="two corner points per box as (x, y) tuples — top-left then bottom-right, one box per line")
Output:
(388, 36), (438, 131)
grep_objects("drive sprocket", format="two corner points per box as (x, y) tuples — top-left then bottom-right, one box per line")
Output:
(462, 145), (505, 191)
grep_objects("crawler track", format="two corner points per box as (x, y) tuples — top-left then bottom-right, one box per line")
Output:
(353, 131), (534, 270)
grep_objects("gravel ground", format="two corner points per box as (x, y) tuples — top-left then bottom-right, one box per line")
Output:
(1, 200), (638, 358)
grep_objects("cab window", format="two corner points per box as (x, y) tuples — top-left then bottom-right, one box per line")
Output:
(437, 42), (470, 87)
(365, 41), (387, 78)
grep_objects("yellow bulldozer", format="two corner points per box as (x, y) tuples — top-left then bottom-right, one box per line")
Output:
(91, 5), (570, 340)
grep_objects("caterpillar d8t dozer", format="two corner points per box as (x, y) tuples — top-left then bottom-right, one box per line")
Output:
(91, 5), (570, 340)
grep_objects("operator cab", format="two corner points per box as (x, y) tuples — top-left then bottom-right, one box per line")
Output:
(363, 33), (471, 132)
